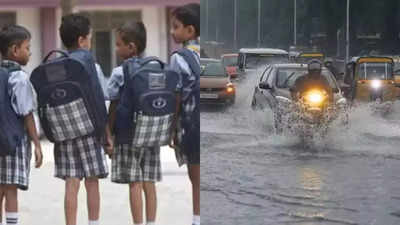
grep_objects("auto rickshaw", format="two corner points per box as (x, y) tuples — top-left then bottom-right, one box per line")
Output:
(389, 56), (400, 86)
(295, 52), (325, 64)
(343, 56), (397, 106)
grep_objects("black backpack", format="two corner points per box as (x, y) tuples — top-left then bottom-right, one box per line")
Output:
(174, 48), (200, 126)
(30, 50), (107, 143)
(0, 66), (24, 156)
(114, 57), (181, 147)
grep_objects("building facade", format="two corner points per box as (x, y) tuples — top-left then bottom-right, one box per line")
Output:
(0, 0), (198, 74)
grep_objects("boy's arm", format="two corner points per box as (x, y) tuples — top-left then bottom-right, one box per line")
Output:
(103, 123), (113, 158)
(24, 113), (43, 168)
(104, 100), (119, 158)
(108, 100), (119, 134)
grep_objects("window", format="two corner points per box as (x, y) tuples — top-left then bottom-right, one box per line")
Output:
(0, 12), (16, 61)
(0, 12), (16, 28)
(260, 66), (271, 82)
(266, 68), (276, 86)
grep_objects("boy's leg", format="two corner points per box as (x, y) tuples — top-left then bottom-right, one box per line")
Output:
(142, 182), (157, 222)
(0, 185), (5, 224)
(84, 177), (100, 222)
(4, 185), (18, 225)
(188, 164), (200, 219)
(129, 182), (143, 224)
(65, 178), (81, 225)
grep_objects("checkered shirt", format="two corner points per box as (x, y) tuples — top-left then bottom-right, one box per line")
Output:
(132, 113), (174, 147)
(45, 98), (94, 142)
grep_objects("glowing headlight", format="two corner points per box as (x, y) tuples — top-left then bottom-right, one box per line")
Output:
(371, 80), (381, 89)
(305, 91), (324, 104)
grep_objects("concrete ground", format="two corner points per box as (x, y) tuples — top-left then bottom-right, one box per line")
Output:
(16, 140), (192, 225)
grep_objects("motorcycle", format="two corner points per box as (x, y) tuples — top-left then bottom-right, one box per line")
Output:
(275, 88), (348, 144)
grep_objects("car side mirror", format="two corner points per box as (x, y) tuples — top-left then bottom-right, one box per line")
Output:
(259, 82), (271, 90)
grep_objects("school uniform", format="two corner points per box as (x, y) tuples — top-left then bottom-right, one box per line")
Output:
(170, 40), (200, 165)
(0, 60), (35, 190)
(108, 65), (162, 183)
(53, 51), (109, 180)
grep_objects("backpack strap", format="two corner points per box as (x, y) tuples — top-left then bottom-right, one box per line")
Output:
(174, 48), (200, 76)
(43, 50), (69, 63)
(139, 57), (165, 69)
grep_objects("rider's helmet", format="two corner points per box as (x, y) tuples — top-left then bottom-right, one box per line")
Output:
(308, 59), (323, 76)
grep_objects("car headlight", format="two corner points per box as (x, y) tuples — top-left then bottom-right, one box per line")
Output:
(371, 80), (381, 89)
(226, 83), (235, 93)
(305, 90), (325, 105)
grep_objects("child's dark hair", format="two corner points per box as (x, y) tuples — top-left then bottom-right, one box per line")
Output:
(172, 3), (200, 37)
(59, 13), (91, 49)
(116, 21), (147, 55)
(0, 25), (31, 56)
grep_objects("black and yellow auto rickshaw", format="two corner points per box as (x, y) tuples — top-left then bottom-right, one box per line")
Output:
(343, 56), (397, 106)
(295, 52), (325, 64)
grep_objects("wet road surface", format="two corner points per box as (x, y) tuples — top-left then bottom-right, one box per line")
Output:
(201, 74), (400, 225)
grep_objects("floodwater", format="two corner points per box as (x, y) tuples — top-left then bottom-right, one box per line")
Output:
(201, 71), (400, 225)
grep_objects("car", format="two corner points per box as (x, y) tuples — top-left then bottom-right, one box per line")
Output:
(200, 62), (235, 105)
(251, 63), (346, 130)
(237, 48), (289, 78)
(221, 53), (238, 79)
(200, 58), (220, 70)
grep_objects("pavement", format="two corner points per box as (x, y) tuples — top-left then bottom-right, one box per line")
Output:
(17, 140), (192, 225)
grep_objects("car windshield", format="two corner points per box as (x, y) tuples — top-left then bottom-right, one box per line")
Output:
(357, 62), (393, 80)
(283, 69), (338, 89)
(245, 54), (288, 68)
(276, 68), (307, 88)
(201, 63), (227, 77)
(201, 59), (220, 67)
(296, 56), (324, 64)
(222, 56), (238, 67)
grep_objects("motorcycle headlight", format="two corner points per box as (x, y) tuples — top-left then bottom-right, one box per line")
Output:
(371, 80), (381, 89)
(305, 90), (325, 105)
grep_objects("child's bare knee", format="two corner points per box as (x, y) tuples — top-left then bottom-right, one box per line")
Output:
(142, 182), (155, 192)
(129, 182), (143, 191)
(84, 177), (98, 188)
(65, 178), (80, 193)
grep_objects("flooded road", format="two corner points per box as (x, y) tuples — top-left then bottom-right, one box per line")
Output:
(201, 74), (400, 225)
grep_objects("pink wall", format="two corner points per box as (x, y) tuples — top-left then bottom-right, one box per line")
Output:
(0, 0), (59, 7)
(40, 7), (57, 58)
(0, 0), (199, 8)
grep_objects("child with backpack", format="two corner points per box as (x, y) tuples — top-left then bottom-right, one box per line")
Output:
(43, 14), (111, 225)
(170, 3), (201, 225)
(107, 21), (166, 225)
(0, 25), (43, 225)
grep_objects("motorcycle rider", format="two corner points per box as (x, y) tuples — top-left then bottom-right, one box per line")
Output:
(291, 59), (333, 102)
(324, 58), (340, 80)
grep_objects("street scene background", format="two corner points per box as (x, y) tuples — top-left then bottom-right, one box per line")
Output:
(200, 0), (400, 224)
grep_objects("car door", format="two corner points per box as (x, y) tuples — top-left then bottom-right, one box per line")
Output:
(258, 68), (277, 110)
(252, 66), (272, 109)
